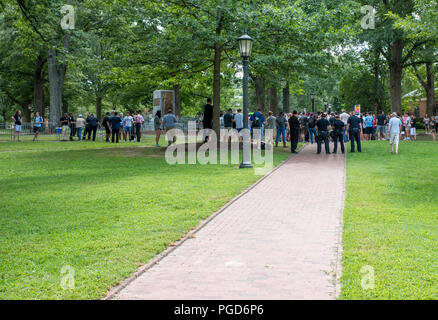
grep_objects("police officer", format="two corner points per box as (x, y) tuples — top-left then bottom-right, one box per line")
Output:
(288, 110), (300, 154)
(316, 113), (331, 154)
(332, 115), (345, 154)
(347, 112), (362, 153)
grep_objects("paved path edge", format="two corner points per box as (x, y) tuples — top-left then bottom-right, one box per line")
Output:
(103, 144), (306, 300)
(334, 153), (346, 298)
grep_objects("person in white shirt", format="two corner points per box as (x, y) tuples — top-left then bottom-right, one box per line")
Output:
(388, 112), (402, 155)
(134, 110), (144, 142)
(340, 110), (350, 142)
(123, 112), (134, 141)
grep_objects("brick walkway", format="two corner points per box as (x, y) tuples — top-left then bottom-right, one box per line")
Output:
(110, 143), (345, 300)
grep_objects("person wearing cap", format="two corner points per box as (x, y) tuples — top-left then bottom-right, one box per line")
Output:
(76, 114), (86, 142)
(316, 113), (331, 154)
(388, 112), (402, 154)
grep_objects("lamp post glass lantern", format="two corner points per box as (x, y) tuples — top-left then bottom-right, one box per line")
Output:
(238, 32), (253, 169)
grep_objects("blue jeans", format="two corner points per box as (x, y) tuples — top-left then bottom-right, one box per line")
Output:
(77, 127), (83, 141)
(276, 127), (286, 143)
(308, 128), (317, 144)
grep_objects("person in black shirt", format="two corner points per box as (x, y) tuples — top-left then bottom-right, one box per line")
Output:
(110, 111), (121, 143)
(347, 113), (362, 152)
(332, 115), (345, 154)
(203, 98), (214, 142)
(83, 112), (91, 140)
(307, 113), (318, 144)
(316, 113), (331, 154)
(102, 112), (111, 142)
(410, 115), (417, 141)
(68, 113), (76, 141)
(376, 111), (386, 140)
(288, 110), (300, 153)
(11, 110), (22, 142)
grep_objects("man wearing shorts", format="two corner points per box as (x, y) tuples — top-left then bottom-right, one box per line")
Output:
(376, 111), (387, 140)
(364, 112), (374, 140)
(388, 112), (402, 155)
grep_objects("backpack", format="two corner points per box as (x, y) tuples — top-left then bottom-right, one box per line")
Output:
(252, 114), (261, 128)
(308, 117), (315, 128)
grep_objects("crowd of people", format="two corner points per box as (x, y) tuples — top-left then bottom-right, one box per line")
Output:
(9, 105), (438, 155)
(200, 98), (438, 155)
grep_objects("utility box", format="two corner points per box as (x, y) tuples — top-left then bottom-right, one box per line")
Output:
(153, 90), (175, 116)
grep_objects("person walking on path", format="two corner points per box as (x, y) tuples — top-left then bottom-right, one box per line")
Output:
(110, 111), (122, 143)
(60, 113), (69, 141)
(307, 113), (318, 145)
(162, 108), (177, 146)
(154, 110), (162, 147)
(275, 112), (287, 148)
(340, 110), (349, 142)
(332, 115), (345, 154)
(376, 111), (387, 140)
(135, 110), (144, 142)
(388, 112), (402, 155)
(68, 113), (76, 141)
(32, 112), (43, 142)
(346, 112), (362, 153)
(288, 110), (300, 154)
(316, 113), (330, 155)
(202, 98), (213, 142)
(76, 114), (86, 142)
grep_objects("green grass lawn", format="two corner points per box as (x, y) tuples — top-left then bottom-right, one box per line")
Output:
(341, 140), (438, 299)
(0, 139), (294, 299)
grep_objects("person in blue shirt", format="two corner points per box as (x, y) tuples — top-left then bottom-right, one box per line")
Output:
(250, 109), (266, 146)
(364, 112), (375, 141)
(32, 111), (44, 142)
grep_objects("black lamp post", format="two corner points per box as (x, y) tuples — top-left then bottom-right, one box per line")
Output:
(281, 78), (287, 114)
(238, 31), (253, 169)
(311, 93), (315, 113)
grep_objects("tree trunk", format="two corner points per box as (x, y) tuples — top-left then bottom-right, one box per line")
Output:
(212, 7), (223, 136)
(33, 56), (45, 116)
(285, 83), (290, 113)
(173, 84), (181, 117)
(373, 50), (380, 114)
(389, 40), (404, 115)
(425, 63), (435, 116)
(96, 96), (103, 121)
(269, 87), (278, 114)
(22, 101), (31, 122)
(255, 76), (266, 114)
(48, 36), (69, 124)
(212, 43), (221, 136)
